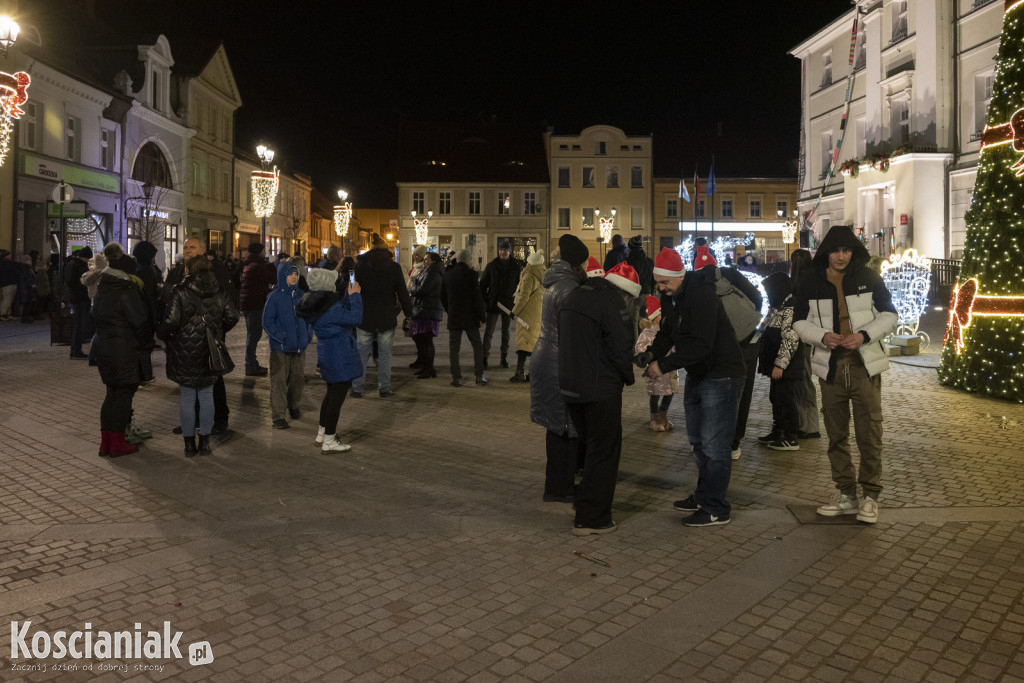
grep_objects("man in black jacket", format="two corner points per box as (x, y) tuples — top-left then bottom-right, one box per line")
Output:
(351, 236), (412, 398)
(640, 247), (746, 527)
(479, 240), (521, 369)
(442, 249), (488, 387)
(62, 246), (93, 358)
(558, 261), (639, 535)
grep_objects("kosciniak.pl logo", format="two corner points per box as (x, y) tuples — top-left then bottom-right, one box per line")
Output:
(10, 621), (213, 666)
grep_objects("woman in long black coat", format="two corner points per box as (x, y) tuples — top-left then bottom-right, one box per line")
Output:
(408, 252), (444, 378)
(92, 254), (151, 457)
(160, 255), (239, 457)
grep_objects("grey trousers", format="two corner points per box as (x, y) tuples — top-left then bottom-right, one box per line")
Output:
(270, 350), (305, 421)
(819, 361), (883, 500)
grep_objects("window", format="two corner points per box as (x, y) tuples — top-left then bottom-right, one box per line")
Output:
(132, 142), (173, 189)
(630, 207), (643, 229)
(633, 145), (642, 151)
(606, 166), (619, 188)
(223, 172), (230, 203)
(192, 162), (200, 195)
(821, 50), (833, 88)
(572, 145), (581, 151)
(151, 71), (159, 109)
(557, 166), (570, 188)
(596, 141), (606, 155)
(65, 116), (79, 161)
(976, 72), (995, 132)
(583, 167), (595, 188)
(468, 191), (481, 215)
(100, 129), (112, 170)
(821, 131), (834, 178)
(854, 29), (867, 70)
(891, 0), (908, 43)
(777, 200), (789, 218)
(696, 200), (705, 218)
(557, 207), (570, 229)
(412, 192), (425, 214)
(630, 166), (643, 188)
(438, 191), (451, 215)
(498, 192), (510, 215)
(749, 198), (761, 219)
(523, 192), (537, 215)
(856, 117), (867, 157)
(666, 199), (678, 218)
(20, 101), (38, 150)
(235, 177), (241, 207)
(894, 100), (910, 144)
(582, 207), (595, 229)
(721, 199), (734, 218)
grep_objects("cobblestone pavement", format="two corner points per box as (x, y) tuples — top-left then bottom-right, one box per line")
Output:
(0, 308), (1022, 682)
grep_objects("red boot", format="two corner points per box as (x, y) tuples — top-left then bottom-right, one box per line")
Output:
(106, 430), (139, 457)
(98, 431), (111, 457)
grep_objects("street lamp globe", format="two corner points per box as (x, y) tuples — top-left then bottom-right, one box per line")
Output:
(0, 17), (20, 55)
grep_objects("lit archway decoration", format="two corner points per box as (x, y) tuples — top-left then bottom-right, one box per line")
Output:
(334, 201), (351, 238)
(945, 277), (1024, 353)
(0, 70), (30, 167)
(251, 168), (279, 217)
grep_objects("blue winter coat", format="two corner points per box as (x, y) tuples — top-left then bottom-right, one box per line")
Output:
(297, 290), (364, 383)
(262, 264), (311, 353)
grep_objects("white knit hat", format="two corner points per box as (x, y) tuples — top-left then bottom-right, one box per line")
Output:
(307, 268), (338, 292)
(527, 250), (545, 266)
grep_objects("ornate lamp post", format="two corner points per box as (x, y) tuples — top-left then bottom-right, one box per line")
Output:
(780, 209), (798, 260)
(251, 145), (278, 247)
(412, 209), (432, 246)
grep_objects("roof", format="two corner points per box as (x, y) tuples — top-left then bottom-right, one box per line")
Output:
(396, 119), (549, 185)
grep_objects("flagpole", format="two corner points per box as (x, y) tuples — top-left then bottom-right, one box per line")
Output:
(710, 156), (715, 242)
(693, 165), (699, 246)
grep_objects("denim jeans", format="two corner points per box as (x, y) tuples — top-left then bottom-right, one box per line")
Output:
(353, 328), (395, 392)
(179, 384), (214, 436)
(683, 375), (744, 517)
(243, 310), (263, 369)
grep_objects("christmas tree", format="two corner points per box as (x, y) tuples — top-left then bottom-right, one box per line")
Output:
(939, 0), (1024, 402)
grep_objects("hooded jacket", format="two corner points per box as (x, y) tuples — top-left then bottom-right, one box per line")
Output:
(625, 246), (655, 297)
(479, 255), (521, 313)
(132, 241), (163, 330)
(239, 254), (276, 312)
(441, 262), (486, 330)
(758, 272), (804, 378)
(354, 247), (413, 332)
(91, 267), (151, 386)
(262, 264), (312, 353)
(558, 277), (635, 402)
(297, 289), (363, 383)
(160, 271), (239, 387)
(410, 260), (445, 322)
(511, 262), (545, 353)
(792, 226), (897, 381)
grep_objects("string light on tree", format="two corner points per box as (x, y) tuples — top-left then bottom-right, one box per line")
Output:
(334, 189), (352, 238)
(412, 209), (432, 245)
(939, 0), (1024, 401)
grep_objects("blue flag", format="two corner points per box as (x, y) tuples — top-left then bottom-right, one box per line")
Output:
(679, 178), (690, 203)
(706, 163), (717, 197)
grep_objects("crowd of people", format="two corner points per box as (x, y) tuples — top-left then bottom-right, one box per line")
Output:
(37, 225), (896, 534)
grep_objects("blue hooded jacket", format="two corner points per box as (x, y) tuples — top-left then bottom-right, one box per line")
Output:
(296, 290), (364, 383)
(262, 263), (311, 353)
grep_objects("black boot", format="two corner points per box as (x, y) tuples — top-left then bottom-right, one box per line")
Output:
(197, 434), (212, 456)
(184, 436), (197, 457)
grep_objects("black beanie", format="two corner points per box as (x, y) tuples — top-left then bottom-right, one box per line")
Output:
(77, 246), (93, 259)
(558, 234), (589, 268)
(248, 242), (265, 256)
(628, 235), (643, 250)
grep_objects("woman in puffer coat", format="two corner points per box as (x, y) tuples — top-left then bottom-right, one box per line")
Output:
(159, 255), (239, 457)
(509, 249), (546, 382)
(408, 252), (444, 379)
(530, 235), (589, 503)
(296, 268), (363, 453)
(91, 253), (151, 457)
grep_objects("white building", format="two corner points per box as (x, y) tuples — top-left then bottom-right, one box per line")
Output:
(547, 125), (653, 260)
(790, 0), (1003, 259)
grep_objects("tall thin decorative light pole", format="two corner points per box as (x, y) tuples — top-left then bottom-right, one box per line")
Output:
(252, 145), (277, 248)
(334, 189), (352, 253)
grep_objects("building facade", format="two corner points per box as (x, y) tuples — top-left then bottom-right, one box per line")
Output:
(547, 125), (652, 261)
(791, 0), (1003, 259)
(231, 151), (311, 260)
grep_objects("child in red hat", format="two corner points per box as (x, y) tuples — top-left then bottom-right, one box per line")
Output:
(635, 295), (678, 431)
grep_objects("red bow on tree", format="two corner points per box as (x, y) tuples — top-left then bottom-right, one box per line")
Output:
(945, 277), (1024, 353)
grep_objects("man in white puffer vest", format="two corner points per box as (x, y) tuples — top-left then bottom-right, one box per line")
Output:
(792, 226), (897, 524)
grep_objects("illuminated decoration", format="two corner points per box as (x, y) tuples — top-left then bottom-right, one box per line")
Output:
(412, 209), (432, 245)
(250, 168), (279, 218)
(939, 0), (1024, 401)
(781, 216), (798, 245)
(0, 70), (30, 167)
(334, 189), (351, 238)
(675, 233), (768, 317)
(880, 249), (932, 341)
(598, 209), (616, 243)
(0, 16), (20, 56)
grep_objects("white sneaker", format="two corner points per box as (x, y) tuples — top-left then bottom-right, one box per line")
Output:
(731, 447), (741, 460)
(857, 497), (879, 524)
(315, 426), (325, 445)
(816, 492), (859, 516)
(321, 435), (351, 454)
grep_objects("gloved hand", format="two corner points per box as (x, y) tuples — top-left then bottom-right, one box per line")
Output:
(634, 351), (654, 367)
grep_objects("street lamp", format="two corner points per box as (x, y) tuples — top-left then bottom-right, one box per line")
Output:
(412, 209), (432, 245)
(334, 189), (352, 252)
(251, 145), (278, 247)
(0, 16), (20, 56)
(780, 209), (798, 260)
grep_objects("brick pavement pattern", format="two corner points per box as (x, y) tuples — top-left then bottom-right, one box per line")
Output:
(0, 311), (1022, 682)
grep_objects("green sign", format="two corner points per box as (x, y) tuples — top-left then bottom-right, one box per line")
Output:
(47, 201), (88, 218)
(21, 153), (120, 194)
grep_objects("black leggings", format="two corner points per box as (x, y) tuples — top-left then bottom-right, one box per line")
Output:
(649, 395), (673, 413)
(319, 381), (351, 434)
(413, 332), (435, 372)
(101, 384), (138, 433)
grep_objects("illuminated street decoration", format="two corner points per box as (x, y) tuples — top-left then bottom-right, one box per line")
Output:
(413, 210), (432, 245)
(251, 168), (279, 217)
(334, 202), (351, 238)
(0, 70), (30, 167)
(674, 233), (768, 317)
(880, 249), (932, 337)
(598, 209), (616, 243)
(945, 278), (1024, 354)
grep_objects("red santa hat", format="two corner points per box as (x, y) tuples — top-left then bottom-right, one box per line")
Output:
(585, 256), (605, 278)
(644, 295), (662, 321)
(695, 245), (717, 268)
(605, 262), (642, 297)
(653, 247), (685, 277)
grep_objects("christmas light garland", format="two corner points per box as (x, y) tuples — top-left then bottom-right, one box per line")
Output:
(880, 249), (932, 334)
(0, 69), (29, 167)
(250, 168), (279, 218)
(334, 202), (351, 238)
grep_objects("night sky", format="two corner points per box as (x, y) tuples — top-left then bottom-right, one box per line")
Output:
(93, 0), (855, 206)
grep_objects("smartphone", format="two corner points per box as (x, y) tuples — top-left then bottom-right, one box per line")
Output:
(349, 272), (356, 287)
